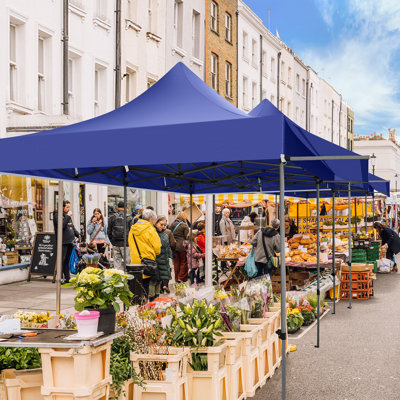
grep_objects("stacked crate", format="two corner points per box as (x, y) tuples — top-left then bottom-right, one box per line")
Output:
(351, 248), (367, 263)
(340, 268), (374, 300)
(366, 242), (380, 272)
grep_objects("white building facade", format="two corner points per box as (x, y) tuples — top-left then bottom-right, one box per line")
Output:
(0, 0), (115, 238)
(237, 0), (280, 112)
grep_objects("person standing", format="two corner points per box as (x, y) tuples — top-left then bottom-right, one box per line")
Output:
(108, 201), (132, 270)
(184, 232), (204, 285)
(219, 208), (236, 245)
(251, 219), (281, 277)
(132, 205), (143, 225)
(196, 222), (206, 282)
(87, 208), (109, 256)
(162, 226), (176, 293)
(150, 216), (173, 300)
(214, 206), (222, 235)
(240, 212), (258, 243)
(374, 221), (400, 271)
(170, 211), (189, 282)
(53, 200), (80, 283)
(128, 209), (161, 296)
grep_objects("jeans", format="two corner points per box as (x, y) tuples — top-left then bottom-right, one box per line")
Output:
(62, 243), (74, 281)
(113, 246), (129, 270)
(173, 250), (188, 282)
(255, 261), (272, 278)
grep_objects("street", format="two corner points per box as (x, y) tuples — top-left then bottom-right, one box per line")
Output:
(256, 273), (400, 400)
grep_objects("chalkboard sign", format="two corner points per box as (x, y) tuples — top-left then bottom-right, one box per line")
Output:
(28, 233), (57, 282)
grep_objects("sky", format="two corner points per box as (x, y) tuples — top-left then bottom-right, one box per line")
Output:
(244, 0), (400, 137)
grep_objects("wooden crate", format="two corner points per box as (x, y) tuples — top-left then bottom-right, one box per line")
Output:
(5, 252), (19, 265)
(2, 368), (43, 400)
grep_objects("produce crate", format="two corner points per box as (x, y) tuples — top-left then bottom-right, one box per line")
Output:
(2, 368), (43, 400)
(341, 280), (373, 291)
(342, 264), (373, 272)
(39, 343), (112, 400)
(109, 378), (133, 400)
(341, 271), (371, 282)
(131, 347), (190, 400)
(5, 252), (19, 265)
(341, 288), (373, 301)
(186, 343), (229, 400)
(221, 337), (246, 400)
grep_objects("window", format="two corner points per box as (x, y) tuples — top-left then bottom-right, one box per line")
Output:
(311, 115), (314, 131)
(242, 31), (248, 61)
(252, 82), (257, 108)
(125, 68), (136, 103)
(262, 90), (266, 100)
(211, 53), (218, 91)
(301, 110), (305, 124)
(38, 37), (45, 111)
(281, 60), (285, 82)
(287, 67), (292, 86)
(192, 10), (200, 58)
(225, 12), (232, 42)
(211, 1), (218, 32)
(94, 64), (106, 116)
(315, 90), (318, 107)
(302, 78), (305, 96)
(270, 94), (275, 105)
(127, 0), (137, 21)
(70, 0), (84, 8)
(251, 39), (257, 66)
(287, 101), (291, 117)
(9, 24), (17, 101)
(225, 61), (232, 98)
(243, 76), (248, 109)
(95, 0), (108, 22)
(296, 74), (300, 92)
(295, 107), (299, 121)
(262, 50), (267, 75)
(174, 0), (183, 48)
(271, 57), (275, 76)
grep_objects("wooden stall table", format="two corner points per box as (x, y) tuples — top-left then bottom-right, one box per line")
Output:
(0, 329), (122, 400)
(216, 257), (245, 288)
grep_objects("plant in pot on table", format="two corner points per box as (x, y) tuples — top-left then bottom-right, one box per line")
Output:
(286, 307), (304, 334)
(63, 267), (133, 334)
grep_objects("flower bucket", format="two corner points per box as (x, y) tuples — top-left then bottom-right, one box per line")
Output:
(86, 307), (115, 334)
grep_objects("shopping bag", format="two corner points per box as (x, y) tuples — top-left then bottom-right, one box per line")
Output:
(69, 247), (79, 275)
(244, 248), (258, 278)
(377, 258), (392, 273)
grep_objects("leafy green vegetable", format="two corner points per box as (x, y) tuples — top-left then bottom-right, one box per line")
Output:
(0, 347), (41, 372)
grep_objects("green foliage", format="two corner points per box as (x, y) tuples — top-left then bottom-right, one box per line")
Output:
(5, 216), (16, 247)
(109, 337), (144, 400)
(62, 267), (133, 312)
(166, 299), (223, 370)
(0, 347), (41, 372)
(286, 309), (304, 333)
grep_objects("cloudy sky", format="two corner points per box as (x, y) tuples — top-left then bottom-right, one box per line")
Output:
(245, 0), (400, 137)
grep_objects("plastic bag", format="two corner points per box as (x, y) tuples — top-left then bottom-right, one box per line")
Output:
(69, 247), (79, 275)
(377, 258), (392, 273)
(244, 248), (258, 278)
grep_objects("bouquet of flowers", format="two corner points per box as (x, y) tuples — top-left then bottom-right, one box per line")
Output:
(287, 307), (304, 333)
(298, 305), (315, 326)
(13, 311), (51, 328)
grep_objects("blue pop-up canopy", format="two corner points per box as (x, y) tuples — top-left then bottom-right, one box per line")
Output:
(0, 63), (367, 194)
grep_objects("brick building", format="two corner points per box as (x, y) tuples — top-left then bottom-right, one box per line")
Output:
(205, 0), (238, 106)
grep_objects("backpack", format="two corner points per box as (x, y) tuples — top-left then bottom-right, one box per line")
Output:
(111, 212), (130, 242)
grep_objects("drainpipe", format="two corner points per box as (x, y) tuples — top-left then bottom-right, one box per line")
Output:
(331, 99), (334, 143)
(306, 79), (309, 131)
(115, 0), (121, 109)
(62, 0), (69, 115)
(236, 10), (239, 107)
(277, 51), (281, 109)
(260, 34), (263, 101)
(339, 95), (342, 147)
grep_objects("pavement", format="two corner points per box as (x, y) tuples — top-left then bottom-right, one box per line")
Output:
(0, 279), (75, 316)
(255, 272), (400, 400)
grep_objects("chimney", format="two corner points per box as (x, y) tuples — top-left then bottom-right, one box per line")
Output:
(389, 128), (396, 142)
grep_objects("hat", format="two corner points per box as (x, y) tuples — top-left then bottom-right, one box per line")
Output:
(135, 204), (142, 210)
(117, 201), (125, 208)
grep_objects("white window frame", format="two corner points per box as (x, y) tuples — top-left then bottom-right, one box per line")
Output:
(225, 12), (232, 42)
(242, 31), (248, 62)
(302, 78), (306, 96)
(271, 57), (275, 77)
(296, 74), (300, 93)
(147, 0), (153, 33)
(225, 61), (232, 98)
(9, 23), (17, 101)
(211, 53), (218, 91)
(243, 76), (248, 109)
(287, 67), (292, 86)
(192, 9), (200, 58)
(95, 0), (108, 22)
(94, 69), (100, 116)
(211, 1), (218, 33)
(252, 81), (257, 108)
(38, 36), (45, 111)
(251, 39), (257, 67)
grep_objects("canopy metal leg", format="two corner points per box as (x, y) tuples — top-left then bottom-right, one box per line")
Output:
(205, 194), (213, 287)
(372, 191), (375, 239)
(315, 180), (320, 348)
(123, 177), (127, 273)
(364, 192), (368, 234)
(332, 190), (336, 315)
(56, 181), (64, 315)
(189, 188), (193, 283)
(279, 157), (287, 400)
(348, 182), (352, 309)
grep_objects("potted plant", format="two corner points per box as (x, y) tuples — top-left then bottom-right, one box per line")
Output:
(63, 267), (133, 334)
(286, 308), (304, 334)
(298, 305), (315, 326)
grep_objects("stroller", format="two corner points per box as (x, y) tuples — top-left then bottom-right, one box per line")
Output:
(70, 239), (110, 274)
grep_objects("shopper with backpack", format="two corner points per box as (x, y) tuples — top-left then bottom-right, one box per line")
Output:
(108, 201), (133, 270)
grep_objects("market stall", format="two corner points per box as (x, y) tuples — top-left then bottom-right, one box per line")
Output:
(0, 63), (372, 400)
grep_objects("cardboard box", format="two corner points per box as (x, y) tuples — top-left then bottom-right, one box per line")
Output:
(342, 263), (373, 272)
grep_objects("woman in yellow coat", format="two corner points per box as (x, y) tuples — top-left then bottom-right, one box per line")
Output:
(128, 209), (161, 297)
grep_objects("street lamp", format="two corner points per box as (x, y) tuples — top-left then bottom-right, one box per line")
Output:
(371, 153), (376, 175)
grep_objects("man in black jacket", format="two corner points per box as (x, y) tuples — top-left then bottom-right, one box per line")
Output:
(53, 200), (80, 283)
(108, 201), (133, 270)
